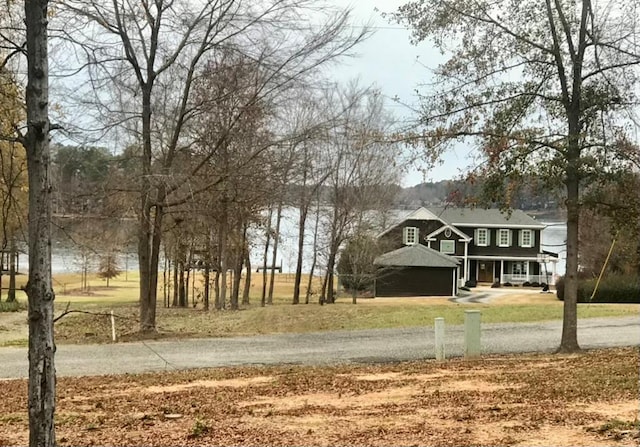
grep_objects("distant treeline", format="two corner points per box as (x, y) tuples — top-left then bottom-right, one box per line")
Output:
(390, 178), (563, 212)
(286, 179), (563, 213)
(52, 144), (564, 218)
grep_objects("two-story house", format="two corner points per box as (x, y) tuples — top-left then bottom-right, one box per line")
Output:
(373, 207), (558, 297)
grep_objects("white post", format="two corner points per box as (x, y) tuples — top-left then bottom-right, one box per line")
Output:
(464, 310), (481, 358)
(434, 317), (445, 361)
(110, 310), (117, 342)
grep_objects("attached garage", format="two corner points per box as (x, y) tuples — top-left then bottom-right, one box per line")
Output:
(373, 244), (459, 297)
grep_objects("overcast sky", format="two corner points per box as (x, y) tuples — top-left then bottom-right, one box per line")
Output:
(332, 0), (474, 186)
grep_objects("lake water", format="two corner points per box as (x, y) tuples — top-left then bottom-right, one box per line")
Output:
(16, 210), (567, 277)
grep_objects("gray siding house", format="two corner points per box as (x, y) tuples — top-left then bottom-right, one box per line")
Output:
(374, 207), (558, 296)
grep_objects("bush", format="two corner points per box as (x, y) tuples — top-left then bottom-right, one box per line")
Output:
(556, 275), (640, 303)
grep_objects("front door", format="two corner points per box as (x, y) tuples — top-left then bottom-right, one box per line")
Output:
(477, 261), (494, 283)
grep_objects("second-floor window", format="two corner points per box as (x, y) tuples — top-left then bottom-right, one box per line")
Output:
(475, 228), (489, 246)
(520, 229), (534, 247)
(402, 226), (419, 245)
(498, 229), (512, 247)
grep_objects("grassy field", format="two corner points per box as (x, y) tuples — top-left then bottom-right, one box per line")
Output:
(1, 270), (638, 346)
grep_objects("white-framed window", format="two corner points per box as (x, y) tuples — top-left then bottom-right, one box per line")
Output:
(402, 226), (419, 245)
(498, 229), (512, 247)
(440, 240), (455, 254)
(511, 261), (527, 279)
(475, 228), (489, 246)
(444, 227), (452, 238)
(519, 229), (534, 248)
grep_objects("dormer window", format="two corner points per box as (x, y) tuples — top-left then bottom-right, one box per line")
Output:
(498, 229), (512, 247)
(475, 228), (489, 246)
(402, 226), (419, 245)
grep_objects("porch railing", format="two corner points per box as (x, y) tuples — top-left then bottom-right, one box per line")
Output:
(501, 274), (551, 285)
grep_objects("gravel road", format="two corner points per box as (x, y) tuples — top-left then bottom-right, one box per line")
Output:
(0, 316), (638, 379)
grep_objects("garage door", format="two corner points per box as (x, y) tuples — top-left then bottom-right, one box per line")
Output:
(376, 267), (454, 297)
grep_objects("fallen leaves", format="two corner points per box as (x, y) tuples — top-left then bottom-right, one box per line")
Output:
(0, 347), (638, 446)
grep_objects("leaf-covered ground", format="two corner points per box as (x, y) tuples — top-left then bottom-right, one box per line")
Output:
(1, 348), (638, 446)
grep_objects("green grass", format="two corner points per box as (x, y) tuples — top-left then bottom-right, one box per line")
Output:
(0, 300), (26, 312)
(51, 298), (640, 344)
(2, 271), (638, 345)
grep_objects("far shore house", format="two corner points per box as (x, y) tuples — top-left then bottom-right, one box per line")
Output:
(373, 207), (558, 297)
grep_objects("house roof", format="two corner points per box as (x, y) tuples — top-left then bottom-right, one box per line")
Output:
(378, 207), (546, 237)
(374, 243), (460, 268)
(432, 207), (546, 229)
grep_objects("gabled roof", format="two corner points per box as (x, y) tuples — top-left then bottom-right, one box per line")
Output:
(425, 224), (472, 242)
(432, 207), (546, 229)
(403, 207), (444, 221)
(374, 243), (460, 268)
(377, 207), (445, 237)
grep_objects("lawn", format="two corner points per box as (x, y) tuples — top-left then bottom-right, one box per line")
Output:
(1, 271), (638, 346)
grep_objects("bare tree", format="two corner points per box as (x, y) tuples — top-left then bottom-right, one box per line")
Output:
(319, 85), (401, 304)
(0, 72), (28, 302)
(58, 0), (370, 331)
(22, 0), (56, 444)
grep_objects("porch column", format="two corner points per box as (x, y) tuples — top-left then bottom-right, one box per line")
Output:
(500, 260), (504, 284)
(463, 241), (469, 282)
(452, 268), (457, 297)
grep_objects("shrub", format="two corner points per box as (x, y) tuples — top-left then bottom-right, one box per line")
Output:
(556, 275), (640, 303)
(523, 281), (531, 287)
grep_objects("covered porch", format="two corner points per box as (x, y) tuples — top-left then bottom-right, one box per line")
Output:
(464, 254), (558, 285)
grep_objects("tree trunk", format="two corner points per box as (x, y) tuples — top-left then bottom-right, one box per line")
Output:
(24, 0), (56, 444)
(325, 249), (337, 304)
(242, 250), (251, 305)
(231, 254), (242, 310)
(138, 81), (155, 332)
(203, 265), (210, 311)
(163, 252), (169, 307)
(172, 256), (179, 307)
(178, 259), (186, 307)
(7, 238), (17, 302)
(306, 198), (321, 305)
(214, 270), (220, 308)
(268, 203), (283, 305)
(261, 207), (273, 307)
(218, 239), (227, 311)
(558, 126), (581, 353)
(292, 205), (308, 305)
